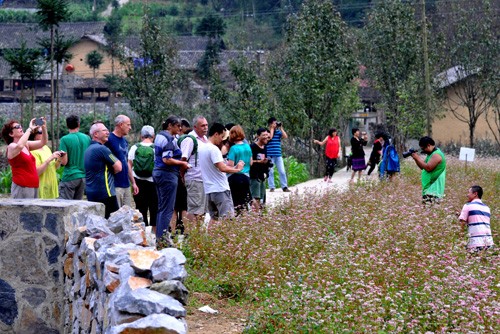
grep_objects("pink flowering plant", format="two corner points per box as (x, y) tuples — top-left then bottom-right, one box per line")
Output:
(185, 157), (499, 332)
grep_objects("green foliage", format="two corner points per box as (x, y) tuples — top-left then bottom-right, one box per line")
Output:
(36, 0), (70, 30)
(0, 168), (12, 194)
(85, 50), (104, 71)
(273, 156), (310, 187)
(194, 12), (225, 39)
(0, 9), (38, 23)
(120, 14), (184, 129)
(362, 0), (425, 148)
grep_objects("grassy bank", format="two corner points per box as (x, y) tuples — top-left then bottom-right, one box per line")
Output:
(184, 158), (500, 332)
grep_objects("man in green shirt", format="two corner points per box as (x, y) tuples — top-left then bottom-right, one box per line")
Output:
(58, 115), (91, 200)
(410, 136), (446, 204)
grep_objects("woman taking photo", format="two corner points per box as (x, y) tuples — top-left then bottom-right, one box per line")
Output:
(349, 128), (368, 183)
(227, 125), (253, 214)
(153, 116), (190, 240)
(1, 118), (48, 198)
(31, 127), (65, 199)
(314, 128), (341, 182)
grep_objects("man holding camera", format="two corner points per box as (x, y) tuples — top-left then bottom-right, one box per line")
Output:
(409, 136), (446, 204)
(266, 117), (290, 192)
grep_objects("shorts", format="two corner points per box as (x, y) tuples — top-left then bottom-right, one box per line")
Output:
(250, 178), (266, 199)
(206, 190), (234, 220)
(185, 180), (206, 215)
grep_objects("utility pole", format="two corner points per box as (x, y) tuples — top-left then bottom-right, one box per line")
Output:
(421, 0), (432, 136)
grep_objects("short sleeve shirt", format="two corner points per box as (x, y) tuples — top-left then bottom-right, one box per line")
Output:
(59, 132), (91, 182)
(198, 142), (230, 194)
(105, 133), (130, 188)
(84, 141), (119, 201)
(154, 131), (182, 173)
(227, 143), (252, 176)
(128, 142), (154, 182)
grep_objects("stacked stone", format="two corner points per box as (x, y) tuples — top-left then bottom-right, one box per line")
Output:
(63, 206), (189, 334)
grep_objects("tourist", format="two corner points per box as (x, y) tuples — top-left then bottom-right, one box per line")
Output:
(366, 132), (383, 176)
(1, 118), (48, 198)
(31, 127), (65, 199)
(227, 125), (253, 215)
(266, 117), (290, 192)
(128, 125), (158, 234)
(58, 115), (91, 200)
(349, 128), (368, 183)
(250, 128), (271, 211)
(313, 128), (341, 182)
(153, 116), (190, 240)
(105, 115), (138, 207)
(84, 122), (122, 218)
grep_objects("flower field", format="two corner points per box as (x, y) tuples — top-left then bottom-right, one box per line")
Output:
(185, 158), (500, 333)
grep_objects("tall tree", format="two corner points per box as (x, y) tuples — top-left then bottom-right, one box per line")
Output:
(269, 0), (357, 174)
(195, 12), (226, 80)
(85, 50), (104, 119)
(362, 0), (425, 151)
(3, 41), (46, 124)
(433, 0), (499, 147)
(39, 30), (75, 147)
(103, 7), (123, 113)
(36, 0), (70, 151)
(120, 14), (181, 129)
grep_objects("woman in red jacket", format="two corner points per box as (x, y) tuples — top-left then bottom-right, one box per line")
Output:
(314, 128), (341, 182)
(1, 118), (48, 198)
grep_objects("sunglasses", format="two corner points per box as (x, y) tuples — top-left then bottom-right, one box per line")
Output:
(36, 131), (43, 135)
(12, 125), (22, 129)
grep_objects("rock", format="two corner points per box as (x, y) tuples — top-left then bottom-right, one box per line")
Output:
(107, 206), (135, 234)
(128, 249), (162, 272)
(151, 248), (187, 282)
(150, 280), (189, 306)
(106, 314), (187, 334)
(114, 285), (186, 318)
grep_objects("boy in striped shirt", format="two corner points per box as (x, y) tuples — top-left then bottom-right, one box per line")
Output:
(459, 185), (494, 251)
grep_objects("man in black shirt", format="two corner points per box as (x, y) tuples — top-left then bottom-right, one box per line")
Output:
(250, 128), (271, 211)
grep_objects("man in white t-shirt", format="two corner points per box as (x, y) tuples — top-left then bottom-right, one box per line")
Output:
(180, 116), (208, 224)
(199, 123), (244, 223)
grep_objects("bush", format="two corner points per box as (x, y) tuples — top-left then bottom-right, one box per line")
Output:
(0, 167), (12, 194)
(272, 156), (310, 187)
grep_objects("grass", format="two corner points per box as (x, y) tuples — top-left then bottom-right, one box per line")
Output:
(183, 157), (500, 332)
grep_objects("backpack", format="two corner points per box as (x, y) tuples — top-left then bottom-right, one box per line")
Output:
(177, 134), (198, 167)
(133, 144), (155, 177)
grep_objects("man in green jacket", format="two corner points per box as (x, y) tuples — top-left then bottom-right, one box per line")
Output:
(410, 136), (446, 204)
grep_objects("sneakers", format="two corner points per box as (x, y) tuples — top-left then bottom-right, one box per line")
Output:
(282, 187), (290, 192)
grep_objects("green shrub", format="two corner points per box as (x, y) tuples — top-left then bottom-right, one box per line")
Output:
(272, 156), (310, 187)
(0, 168), (12, 194)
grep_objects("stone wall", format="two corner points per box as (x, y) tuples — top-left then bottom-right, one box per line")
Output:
(0, 201), (188, 334)
(0, 199), (103, 333)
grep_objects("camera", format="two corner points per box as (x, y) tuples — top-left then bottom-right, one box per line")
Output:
(34, 117), (44, 126)
(402, 148), (417, 158)
(59, 151), (66, 157)
(276, 122), (282, 127)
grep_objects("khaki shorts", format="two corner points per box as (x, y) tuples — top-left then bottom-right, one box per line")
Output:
(115, 187), (133, 208)
(186, 180), (206, 215)
(11, 182), (38, 199)
(206, 190), (234, 220)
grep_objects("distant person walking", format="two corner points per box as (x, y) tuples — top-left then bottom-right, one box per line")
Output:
(266, 117), (290, 192)
(58, 115), (91, 200)
(367, 132), (383, 176)
(2, 118), (48, 198)
(378, 134), (400, 181)
(128, 125), (158, 234)
(84, 122), (122, 218)
(349, 128), (368, 183)
(105, 115), (138, 207)
(459, 185), (494, 252)
(314, 128), (341, 182)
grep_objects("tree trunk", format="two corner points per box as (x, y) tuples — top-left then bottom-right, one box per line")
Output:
(309, 125), (314, 176)
(50, 27), (55, 151)
(93, 69), (97, 120)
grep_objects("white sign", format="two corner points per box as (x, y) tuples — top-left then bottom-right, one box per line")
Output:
(459, 147), (475, 162)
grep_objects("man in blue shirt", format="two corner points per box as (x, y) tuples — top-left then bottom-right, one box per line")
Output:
(266, 117), (290, 192)
(84, 122), (122, 218)
(105, 115), (138, 207)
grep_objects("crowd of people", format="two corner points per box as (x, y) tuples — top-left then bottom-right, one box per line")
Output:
(1, 115), (291, 241)
(1, 116), (494, 252)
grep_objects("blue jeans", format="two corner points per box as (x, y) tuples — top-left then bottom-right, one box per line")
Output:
(268, 156), (288, 189)
(153, 170), (178, 240)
